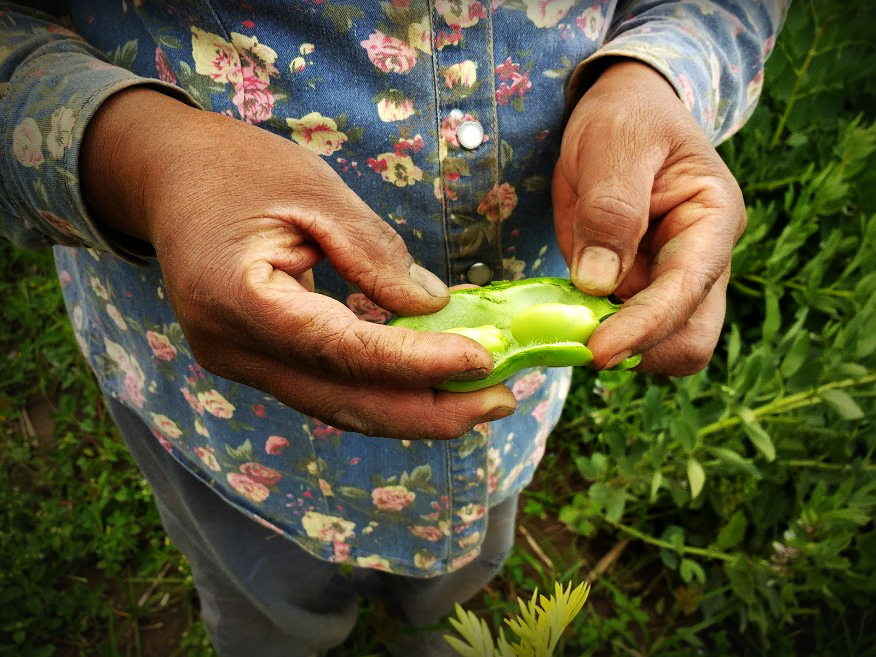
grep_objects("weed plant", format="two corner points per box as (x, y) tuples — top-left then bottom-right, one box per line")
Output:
(2, 2), (875, 656)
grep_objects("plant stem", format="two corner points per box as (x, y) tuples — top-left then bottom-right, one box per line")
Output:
(786, 459), (876, 471)
(608, 520), (736, 562)
(742, 274), (855, 299)
(770, 14), (826, 148)
(699, 374), (876, 438)
(744, 175), (804, 193)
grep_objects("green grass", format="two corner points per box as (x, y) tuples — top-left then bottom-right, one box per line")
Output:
(3, 2), (876, 655)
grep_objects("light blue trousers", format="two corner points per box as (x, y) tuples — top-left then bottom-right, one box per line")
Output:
(108, 399), (518, 657)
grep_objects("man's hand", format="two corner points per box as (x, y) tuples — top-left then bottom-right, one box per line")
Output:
(81, 88), (517, 439)
(553, 60), (746, 376)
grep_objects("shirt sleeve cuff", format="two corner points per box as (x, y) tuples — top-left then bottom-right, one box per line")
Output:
(566, 3), (781, 146)
(2, 40), (200, 265)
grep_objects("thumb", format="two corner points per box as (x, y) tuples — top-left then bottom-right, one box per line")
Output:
(566, 126), (663, 296)
(292, 168), (450, 316)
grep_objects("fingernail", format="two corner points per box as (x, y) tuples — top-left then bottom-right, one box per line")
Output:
(604, 350), (632, 370)
(448, 367), (491, 382)
(409, 263), (449, 298)
(480, 405), (516, 422)
(575, 246), (620, 294)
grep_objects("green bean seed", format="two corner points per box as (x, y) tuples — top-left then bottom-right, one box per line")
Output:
(509, 302), (598, 346)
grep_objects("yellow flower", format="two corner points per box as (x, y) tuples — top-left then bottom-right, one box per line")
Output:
(355, 555), (392, 571)
(149, 413), (182, 439)
(525, 0), (575, 28)
(370, 153), (423, 187)
(302, 511), (356, 542)
(190, 27), (240, 84)
(195, 419), (209, 437)
(231, 32), (279, 81)
(407, 17), (432, 54)
(435, 0), (486, 28)
(477, 183), (518, 221)
(197, 389), (236, 419)
(443, 60), (477, 89)
(376, 95), (415, 122)
(46, 107), (75, 159)
(12, 118), (44, 168)
(286, 112), (348, 156)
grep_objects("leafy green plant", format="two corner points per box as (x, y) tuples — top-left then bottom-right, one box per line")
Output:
(3, 2), (875, 656)
(445, 582), (590, 657)
(547, 2), (876, 654)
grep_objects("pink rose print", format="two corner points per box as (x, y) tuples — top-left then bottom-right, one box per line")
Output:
(529, 425), (550, 465)
(227, 473), (270, 503)
(155, 47), (177, 84)
(331, 541), (351, 563)
(146, 330), (177, 361)
(40, 210), (84, 240)
(197, 389), (235, 418)
(346, 293), (392, 323)
(435, 0), (486, 28)
(12, 118), (44, 168)
(253, 515), (284, 534)
(265, 435), (289, 454)
(495, 58), (532, 106)
(576, 6), (605, 40)
(360, 31), (417, 74)
(526, 0), (575, 28)
(124, 371), (146, 409)
(477, 183), (518, 221)
(371, 485), (416, 511)
(410, 525), (446, 542)
(512, 369), (546, 401)
(47, 22), (78, 37)
(456, 503), (486, 524)
(232, 74), (275, 124)
(450, 547), (481, 570)
(153, 429), (174, 453)
(495, 57), (520, 81)
(435, 27), (463, 50)
(180, 387), (205, 414)
(376, 96), (415, 122)
(59, 270), (73, 286)
(195, 446), (222, 472)
(394, 135), (425, 157)
(239, 462), (282, 486)
(677, 74), (696, 111)
(531, 399), (550, 423)
(313, 421), (343, 439)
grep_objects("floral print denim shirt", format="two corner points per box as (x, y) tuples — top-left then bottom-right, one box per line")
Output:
(1, 0), (786, 576)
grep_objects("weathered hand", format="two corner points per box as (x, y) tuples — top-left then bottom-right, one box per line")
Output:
(81, 89), (516, 439)
(553, 60), (746, 376)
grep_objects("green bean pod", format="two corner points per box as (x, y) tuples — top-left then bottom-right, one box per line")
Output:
(390, 277), (640, 391)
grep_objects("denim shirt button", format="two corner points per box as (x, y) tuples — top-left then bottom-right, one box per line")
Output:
(456, 120), (485, 150)
(466, 262), (493, 285)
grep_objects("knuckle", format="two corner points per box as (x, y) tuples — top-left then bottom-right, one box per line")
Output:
(576, 192), (647, 252)
(333, 325), (384, 384)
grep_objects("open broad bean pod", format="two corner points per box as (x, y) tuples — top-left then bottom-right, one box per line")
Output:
(390, 277), (641, 392)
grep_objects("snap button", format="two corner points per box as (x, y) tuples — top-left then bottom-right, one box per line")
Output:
(456, 120), (484, 150)
(466, 262), (493, 285)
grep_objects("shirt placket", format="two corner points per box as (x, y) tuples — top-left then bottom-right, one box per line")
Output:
(432, 4), (502, 287)
(431, 1), (497, 564)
